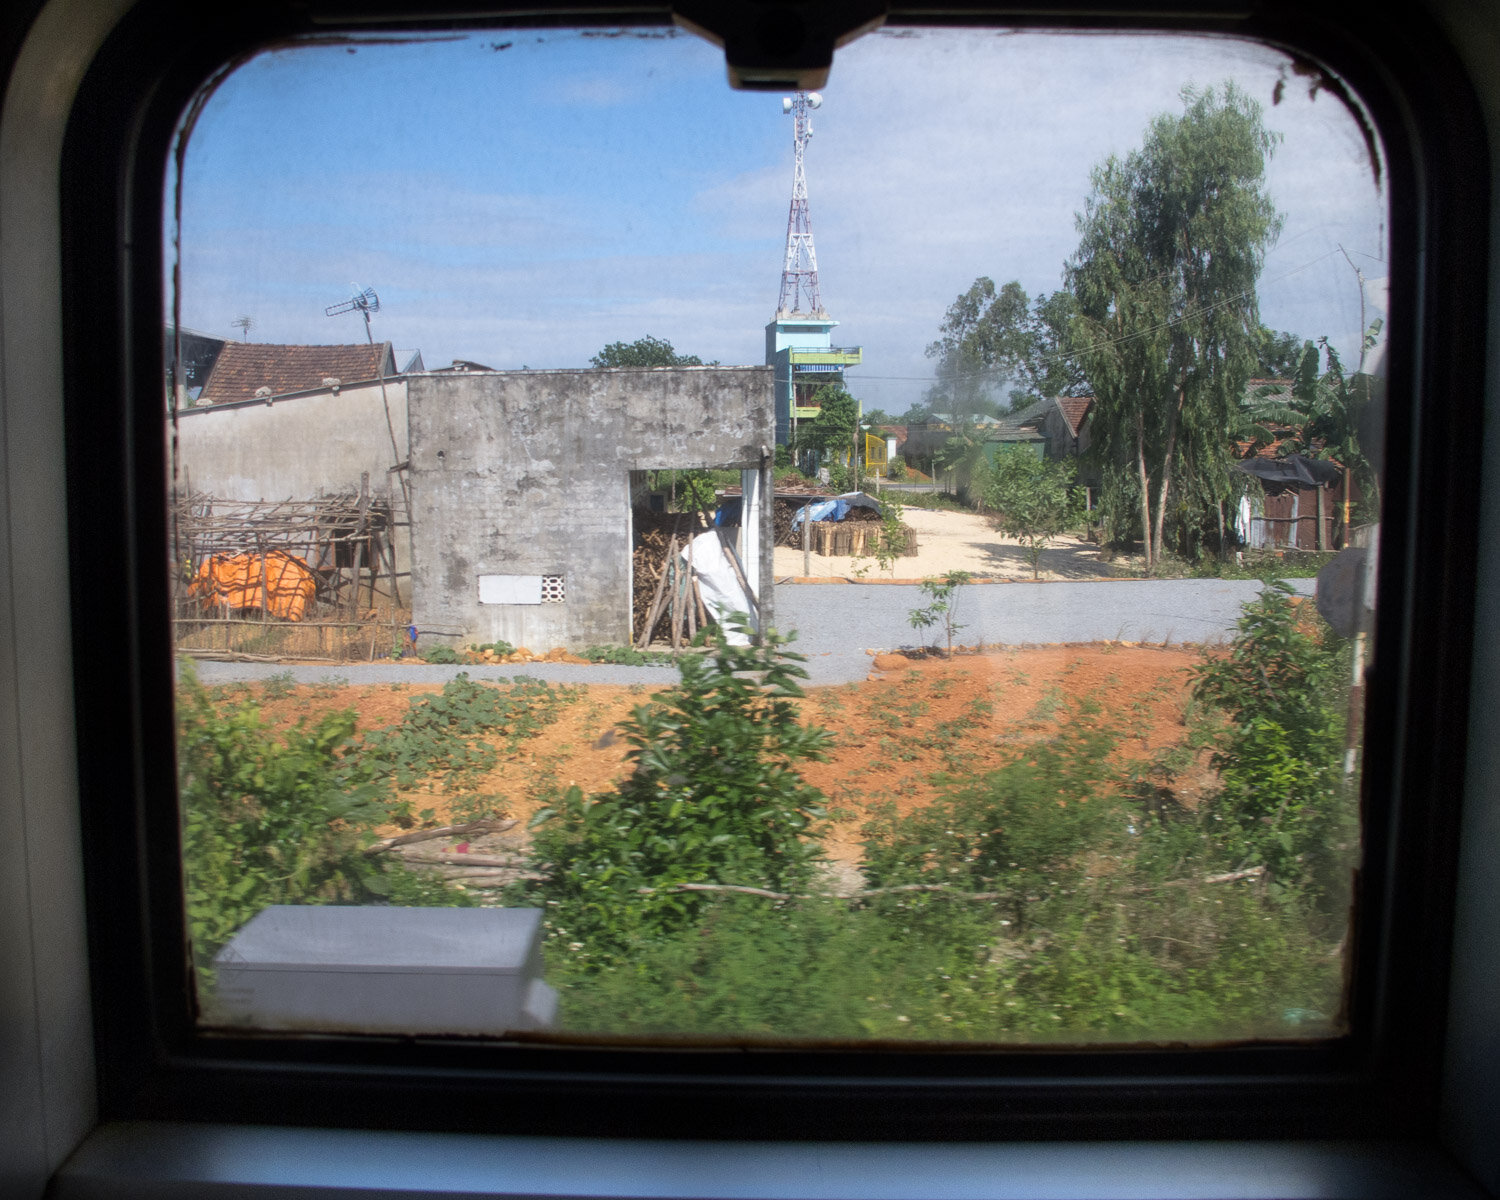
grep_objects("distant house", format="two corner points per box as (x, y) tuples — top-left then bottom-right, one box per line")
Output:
(163, 325), (227, 402)
(174, 340), (415, 573)
(197, 341), (398, 405)
(985, 396), (1095, 470)
(1232, 378), (1356, 551)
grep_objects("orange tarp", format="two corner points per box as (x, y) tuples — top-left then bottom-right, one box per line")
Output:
(191, 551), (317, 621)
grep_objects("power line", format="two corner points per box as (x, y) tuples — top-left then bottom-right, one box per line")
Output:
(876, 247), (1348, 388)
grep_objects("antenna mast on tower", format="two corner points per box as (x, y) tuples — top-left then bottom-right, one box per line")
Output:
(777, 91), (825, 318)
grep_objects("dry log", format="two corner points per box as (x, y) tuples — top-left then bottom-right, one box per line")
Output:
(394, 851), (528, 868)
(367, 817), (518, 853)
(638, 867), (1267, 904)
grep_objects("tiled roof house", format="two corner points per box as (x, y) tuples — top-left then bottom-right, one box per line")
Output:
(198, 342), (399, 405)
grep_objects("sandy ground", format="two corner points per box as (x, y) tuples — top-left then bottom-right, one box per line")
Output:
(773, 507), (1114, 582)
(240, 645), (1208, 871)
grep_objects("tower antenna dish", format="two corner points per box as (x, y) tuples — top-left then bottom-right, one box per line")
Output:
(777, 92), (824, 318)
(324, 284), (381, 343)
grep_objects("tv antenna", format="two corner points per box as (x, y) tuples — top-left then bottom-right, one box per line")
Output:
(324, 285), (380, 343)
(230, 315), (254, 341)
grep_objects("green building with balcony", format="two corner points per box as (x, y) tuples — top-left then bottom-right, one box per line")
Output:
(765, 316), (862, 446)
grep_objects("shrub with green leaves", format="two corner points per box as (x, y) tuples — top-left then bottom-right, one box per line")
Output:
(984, 446), (1079, 579)
(176, 667), (468, 969)
(1191, 581), (1353, 902)
(523, 625), (830, 959)
(861, 697), (1126, 930)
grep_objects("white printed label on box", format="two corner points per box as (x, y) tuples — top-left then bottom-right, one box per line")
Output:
(478, 574), (543, 605)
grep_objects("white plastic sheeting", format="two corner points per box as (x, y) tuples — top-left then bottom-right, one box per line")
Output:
(682, 529), (757, 645)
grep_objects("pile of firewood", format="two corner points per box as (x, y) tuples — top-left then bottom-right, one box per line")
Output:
(774, 495), (881, 547)
(633, 512), (693, 643)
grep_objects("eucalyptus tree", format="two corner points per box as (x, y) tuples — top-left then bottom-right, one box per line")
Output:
(1067, 84), (1282, 570)
(925, 277), (1083, 416)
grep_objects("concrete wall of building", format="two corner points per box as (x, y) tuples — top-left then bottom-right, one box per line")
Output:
(174, 379), (411, 572)
(408, 367), (772, 651)
(176, 379), (408, 503)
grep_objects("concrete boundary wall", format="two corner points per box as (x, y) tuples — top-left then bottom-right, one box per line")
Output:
(408, 367), (773, 651)
(173, 378), (411, 571)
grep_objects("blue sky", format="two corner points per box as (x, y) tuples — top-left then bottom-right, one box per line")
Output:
(173, 26), (1387, 413)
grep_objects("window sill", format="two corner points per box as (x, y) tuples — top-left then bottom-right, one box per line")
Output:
(51, 1122), (1489, 1200)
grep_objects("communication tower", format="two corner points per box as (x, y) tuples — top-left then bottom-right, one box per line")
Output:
(777, 91), (824, 317)
(765, 92), (862, 447)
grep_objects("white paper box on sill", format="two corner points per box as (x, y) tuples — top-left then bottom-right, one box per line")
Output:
(212, 905), (558, 1035)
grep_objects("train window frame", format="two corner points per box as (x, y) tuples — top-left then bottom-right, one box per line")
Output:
(23, 0), (1490, 1163)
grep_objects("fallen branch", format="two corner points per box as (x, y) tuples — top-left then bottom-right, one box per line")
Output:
(394, 851), (527, 868)
(367, 817), (518, 853)
(636, 868), (1265, 903)
(441, 870), (545, 883)
(1199, 866), (1265, 885)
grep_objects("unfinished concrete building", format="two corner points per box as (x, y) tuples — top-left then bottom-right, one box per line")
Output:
(407, 366), (774, 652)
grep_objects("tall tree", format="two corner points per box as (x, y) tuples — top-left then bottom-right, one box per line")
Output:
(925, 277), (1084, 416)
(793, 384), (858, 455)
(590, 335), (703, 368)
(1068, 84), (1282, 570)
(1253, 326), (1308, 379)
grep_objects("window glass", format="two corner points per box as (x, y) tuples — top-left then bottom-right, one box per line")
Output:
(167, 26), (1385, 1043)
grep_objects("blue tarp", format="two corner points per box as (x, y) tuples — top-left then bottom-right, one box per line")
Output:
(790, 498), (845, 531)
(789, 491), (882, 531)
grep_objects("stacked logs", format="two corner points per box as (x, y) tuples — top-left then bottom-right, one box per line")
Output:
(773, 494), (882, 547)
(632, 510), (711, 647)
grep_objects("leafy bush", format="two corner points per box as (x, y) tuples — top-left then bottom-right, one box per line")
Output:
(522, 625), (830, 959)
(176, 666), (468, 970)
(861, 697), (1126, 930)
(985, 447), (1079, 578)
(1191, 581), (1353, 900)
(261, 670), (296, 700)
(421, 645), (461, 664)
(468, 640), (516, 657)
(886, 455), (907, 481)
(908, 570), (972, 656)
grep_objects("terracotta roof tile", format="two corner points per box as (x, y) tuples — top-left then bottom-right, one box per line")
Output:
(200, 342), (397, 405)
(1055, 396), (1093, 438)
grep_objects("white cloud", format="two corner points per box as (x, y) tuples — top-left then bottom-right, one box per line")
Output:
(177, 27), (1386, 408)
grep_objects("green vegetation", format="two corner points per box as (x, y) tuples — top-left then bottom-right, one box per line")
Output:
(421, 645), (461, 664)
(985, 448), (1079, 578)
(581, 644), (685, 667)
(359, 673), (580, 791)
(526, 584), (1354, 1041)
(908, 570), (973, 657)
(261, 670), (296, 700)
(518, 625), (828, 962)
(590, 335), (703, 368)
(1192, 581), (1353, 905)
(178, 586), (1355, 1044)
(468, 640), (516, 657)
(1071, 84), (1282, 571)
(176, 665), (469, 972)
(925, 277), (1083, 416)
